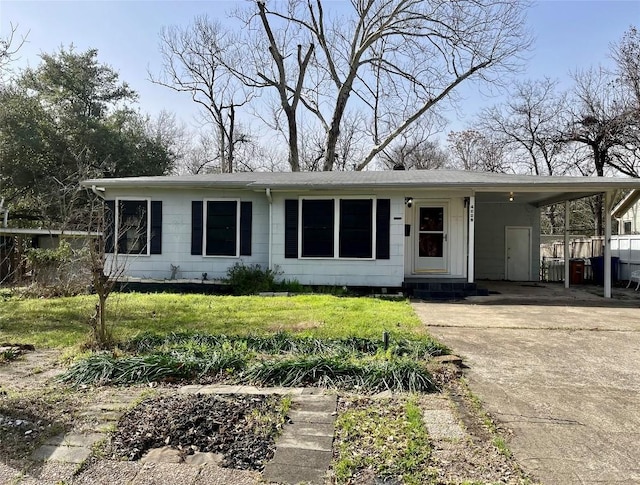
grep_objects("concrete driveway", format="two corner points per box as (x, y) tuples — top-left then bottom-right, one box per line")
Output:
(412, 282), (640, 485)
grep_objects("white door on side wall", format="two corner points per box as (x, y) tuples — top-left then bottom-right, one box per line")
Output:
(505, 226), (531, 281)
(414, 204), (448, 273)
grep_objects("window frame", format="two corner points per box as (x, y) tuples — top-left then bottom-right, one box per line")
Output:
(297, 196), (377, 260)
(203, 198), (241, 258)
(114, 197), (151, 256)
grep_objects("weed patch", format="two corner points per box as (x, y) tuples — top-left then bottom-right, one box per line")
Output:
(333, 396), (434, 484)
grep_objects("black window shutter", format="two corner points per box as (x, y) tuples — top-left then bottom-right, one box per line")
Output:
(240, 201), (252, 256)
(376, 199), (390, 260)
(191, 201), (203, 255)
(150, 201), (162, 254)
(284, 199), (298, 258)
(104, 200), (116, 253)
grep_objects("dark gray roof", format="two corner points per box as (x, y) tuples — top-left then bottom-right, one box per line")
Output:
(82, 170), (640, 192)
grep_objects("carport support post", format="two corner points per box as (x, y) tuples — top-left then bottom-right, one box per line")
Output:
(604, 191), (613, 299)
(564, 200), (570, 289)
(467, 195), (475, 283)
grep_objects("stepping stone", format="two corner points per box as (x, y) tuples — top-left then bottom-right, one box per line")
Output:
(140, 446), (183, 464)
(184, 451), (223, 465)
(31, 444), (92, 464)
(276, 434), (334, 452)
(263, 462), (327, 485)
(198, 385), (242, 394)
(178, 385), (203, 394)
(292, 396), (337, 413)
(43, 432), (103, 447)
(281, 423), (334, 437)
(288, 410), (336, 424)
(422, 409), (467, 440)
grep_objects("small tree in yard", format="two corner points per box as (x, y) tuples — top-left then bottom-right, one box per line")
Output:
(83, 191), (146, 348)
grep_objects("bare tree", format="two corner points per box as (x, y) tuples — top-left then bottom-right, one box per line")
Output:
(0, 23), (28, 77)
(447, 130), (509, 173)
(478, 78), (569, 176)
(233, 0), (531, 171)
(380, 138), (449, 170)
(151, 16), (252, 173)
(299, 111), (368, 171)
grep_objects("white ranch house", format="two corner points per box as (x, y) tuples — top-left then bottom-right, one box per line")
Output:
(82, 170), (640, 299)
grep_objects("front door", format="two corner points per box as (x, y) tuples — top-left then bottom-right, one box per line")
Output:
(505, 226), (531, 281)
(414, 204), (448, 273)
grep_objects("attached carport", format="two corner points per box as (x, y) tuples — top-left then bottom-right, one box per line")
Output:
(468, 175), (640, 298)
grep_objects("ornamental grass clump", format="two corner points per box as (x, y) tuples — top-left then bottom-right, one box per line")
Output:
(123, 331), (448, 358)
(244, 355), (436, 393)
(59, 348), (249, 387)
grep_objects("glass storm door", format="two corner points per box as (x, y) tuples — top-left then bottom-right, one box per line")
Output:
(415, 204), (448, 272)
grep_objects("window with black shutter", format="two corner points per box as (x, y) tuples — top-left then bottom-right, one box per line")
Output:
(117, 200), (148, 255)
(284, 199), (299, 258)
(301, 199), (334, 257)
(150, 201), (162, 255)
(205, 200), (238, 256)
(376, 199), (390, 260)
(339, 199), (373, 258)
(192, 200), (250, 257)
(104, 200), (116, 253)
(295, 197), (390, 260)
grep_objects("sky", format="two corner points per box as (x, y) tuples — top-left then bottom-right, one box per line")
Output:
(1, 0), (639, 138)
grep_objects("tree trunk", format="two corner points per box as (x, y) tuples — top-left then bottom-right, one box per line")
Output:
(285, 106), (300, 172)
(227, 105), (235, 173)
(97, 293), (108, 347)
(593, 144), (606, 236)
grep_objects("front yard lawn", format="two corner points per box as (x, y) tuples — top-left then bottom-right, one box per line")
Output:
(0, 293), (427, 348)
(0, 292), (534, 484)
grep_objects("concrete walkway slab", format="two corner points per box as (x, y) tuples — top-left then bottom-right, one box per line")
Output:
(277, 433), (334, 451)
(413, 285), (640, 485)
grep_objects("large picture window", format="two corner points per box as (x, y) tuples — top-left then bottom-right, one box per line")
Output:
(295, 198), (382, 259)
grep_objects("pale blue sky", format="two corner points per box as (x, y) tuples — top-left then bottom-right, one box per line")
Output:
(1, 0), (639, 134)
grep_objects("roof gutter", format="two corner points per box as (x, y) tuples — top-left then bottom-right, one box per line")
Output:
(91, 185), (106, 199)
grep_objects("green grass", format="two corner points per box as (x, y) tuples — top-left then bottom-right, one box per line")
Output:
(0, 292), (426, 348)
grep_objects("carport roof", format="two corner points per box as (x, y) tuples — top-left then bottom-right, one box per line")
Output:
(82, 170), (640, 207)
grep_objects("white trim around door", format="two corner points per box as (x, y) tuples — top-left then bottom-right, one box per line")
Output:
(414, 202), (449, 274)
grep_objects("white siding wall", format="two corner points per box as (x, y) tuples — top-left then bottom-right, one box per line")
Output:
(475, 196), (541, 280)
(270, 191), (405, 287)
(619, 203), (640, 234)
(104, 187), (269, 280)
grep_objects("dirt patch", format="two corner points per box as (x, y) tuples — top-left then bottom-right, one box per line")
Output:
(108, 394), (289, 470)
(0, 348), (65, 392)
